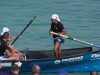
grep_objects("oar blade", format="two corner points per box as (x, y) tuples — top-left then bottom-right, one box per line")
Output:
(34, 16), (37, 19)
(92, 44), (100, 51)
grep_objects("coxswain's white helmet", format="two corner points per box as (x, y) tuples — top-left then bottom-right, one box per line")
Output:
(51, 14), (60, 21)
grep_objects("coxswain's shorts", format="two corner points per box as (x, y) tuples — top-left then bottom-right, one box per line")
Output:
(54, 37), (64, 44)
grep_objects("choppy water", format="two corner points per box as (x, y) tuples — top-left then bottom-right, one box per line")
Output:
(0, 0), (100, 75)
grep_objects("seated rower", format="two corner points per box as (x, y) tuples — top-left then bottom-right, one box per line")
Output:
(0, 27), (24, 57)
(0, 32), (19, 60)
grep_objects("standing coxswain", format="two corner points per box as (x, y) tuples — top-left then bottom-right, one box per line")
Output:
(49, 14), (67, 58)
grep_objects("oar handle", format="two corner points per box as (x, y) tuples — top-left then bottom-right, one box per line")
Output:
(11, 16), (37, 45)
(50, 31), (69, 38)
(50, 31), (91, 45)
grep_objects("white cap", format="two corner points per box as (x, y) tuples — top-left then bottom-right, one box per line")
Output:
(1, 27), (9, 35)
(51, 14), (60, 21)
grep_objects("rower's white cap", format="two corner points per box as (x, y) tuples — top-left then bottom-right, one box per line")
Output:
(51, 14), (60, 21)
(1, 27), (9, 35)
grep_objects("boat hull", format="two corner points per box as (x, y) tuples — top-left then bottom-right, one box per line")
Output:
(0, 47), (100, 74)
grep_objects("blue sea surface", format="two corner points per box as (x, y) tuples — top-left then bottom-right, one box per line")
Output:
(0, 0), (100, 75)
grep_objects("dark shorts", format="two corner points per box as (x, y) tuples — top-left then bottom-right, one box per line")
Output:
(0, 55), (8, 60)
(54, 37), (64, 44)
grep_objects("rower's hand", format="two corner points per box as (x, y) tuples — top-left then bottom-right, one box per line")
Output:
(20, 53), (25, 56)
(17, 33), (21, 37)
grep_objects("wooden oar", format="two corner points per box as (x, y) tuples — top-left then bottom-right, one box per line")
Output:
(11, 16), (37, 45)
(50, 31), (100, 48)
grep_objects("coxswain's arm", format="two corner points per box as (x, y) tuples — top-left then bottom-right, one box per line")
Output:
(58, 23), (67, 36)
(61, 29), (67, 35)
(57, 29), (67, 36)
(49, 27), (53, 36)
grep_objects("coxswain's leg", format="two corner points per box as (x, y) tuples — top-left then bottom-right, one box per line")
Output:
(54, 42), (60, 58)
(58, 45), (61, 58)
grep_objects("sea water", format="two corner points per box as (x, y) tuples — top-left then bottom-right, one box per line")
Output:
(0, 0), (100, 75)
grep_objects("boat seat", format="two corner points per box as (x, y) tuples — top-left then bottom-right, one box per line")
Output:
(26, 51), (44, 59)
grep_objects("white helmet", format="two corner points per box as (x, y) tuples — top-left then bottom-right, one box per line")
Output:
(51, 14), (60, 21)
(1, 27), (9, 35)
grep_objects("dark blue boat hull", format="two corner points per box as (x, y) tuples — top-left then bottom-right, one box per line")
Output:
(0, 47), (100, 74)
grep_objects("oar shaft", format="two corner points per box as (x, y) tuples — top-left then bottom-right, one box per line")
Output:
(50, 31), (92, 45)
(73, 38), (91, 45)
(11, 16), (37, 45)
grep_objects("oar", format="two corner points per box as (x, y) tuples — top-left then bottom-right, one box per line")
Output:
(11, 16), (37, 45)
(50, 31), (100, 48)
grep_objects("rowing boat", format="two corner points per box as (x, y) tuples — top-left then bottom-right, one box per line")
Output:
(0, 46), (100, 74)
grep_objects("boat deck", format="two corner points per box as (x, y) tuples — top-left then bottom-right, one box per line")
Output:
(25, 47), (92, 59)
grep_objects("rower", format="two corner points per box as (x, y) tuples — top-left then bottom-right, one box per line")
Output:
(0, 27), (25, 57)
(49, 14), (67, 58)
(0, 32), (19, 60)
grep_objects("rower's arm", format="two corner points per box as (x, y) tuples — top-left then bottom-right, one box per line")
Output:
(5, 49), (16, 57)
(8, 33), (20, 41)
(8, 36), (17, 41)
(3, 42), (16, 57)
